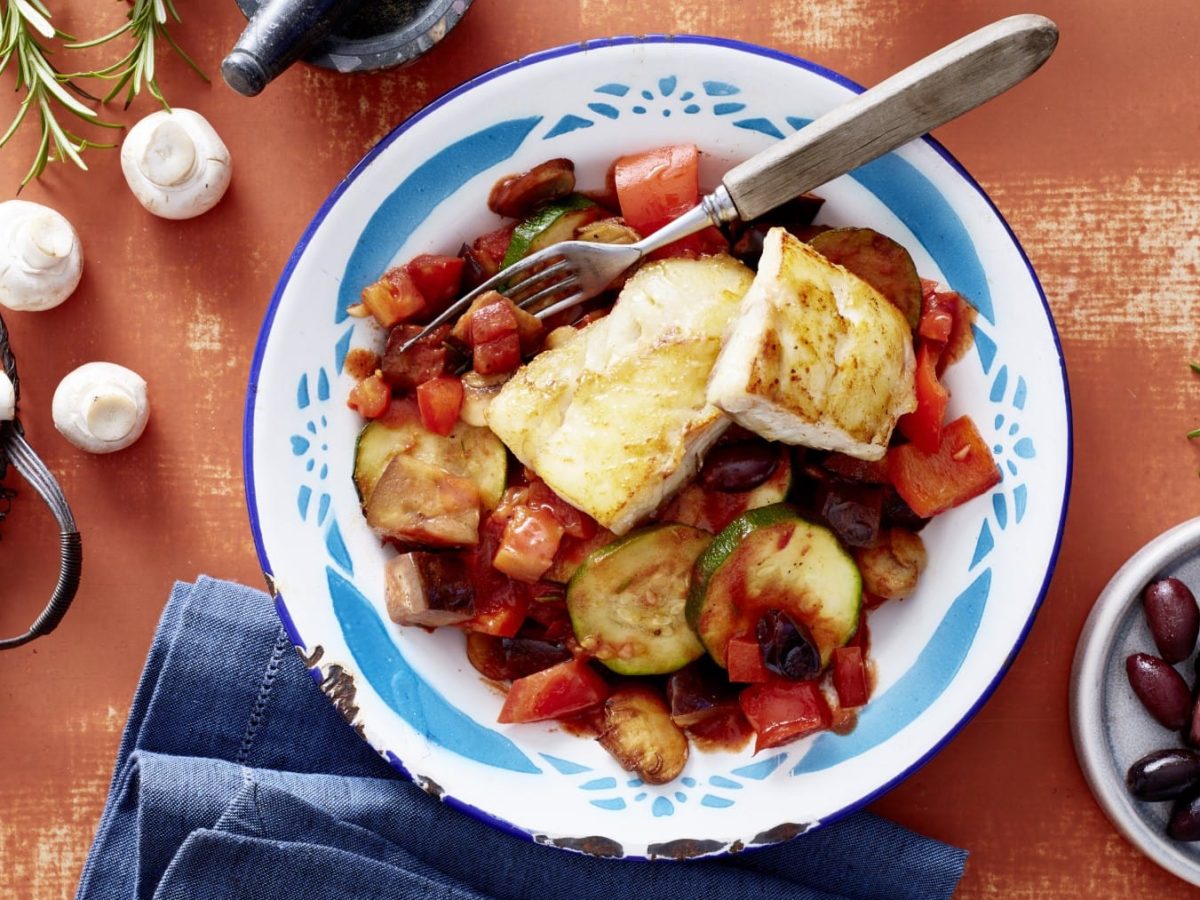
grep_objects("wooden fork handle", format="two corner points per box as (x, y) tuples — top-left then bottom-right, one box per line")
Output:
(721, 14), (1058, 222)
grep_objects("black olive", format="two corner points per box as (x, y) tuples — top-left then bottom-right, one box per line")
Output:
(756, 609), (821, 680)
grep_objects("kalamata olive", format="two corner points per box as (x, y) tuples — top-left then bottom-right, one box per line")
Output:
(666, 661), (739, 727)
(1126, 653), (1192, 730)
(1188, 694), (1200, 749)
(816, 481), (883, 548)
(699, 441), (779, 493)
(1169, 792), (1200, 841)
(1127, 748), (1200, 800)
(1143, 577), (1200, 664)
(756, 609), (821, 680)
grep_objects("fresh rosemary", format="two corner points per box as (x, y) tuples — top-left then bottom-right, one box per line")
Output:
(68, 0), (208, 108)
(0, 0), (120, 187)
(0, 0), (206, 187)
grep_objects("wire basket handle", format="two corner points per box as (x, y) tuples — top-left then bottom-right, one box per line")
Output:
(0, 312), (82, 651)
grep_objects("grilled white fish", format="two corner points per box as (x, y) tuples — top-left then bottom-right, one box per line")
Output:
(707, 227), (916, 460)
(486, 254), (754, 534)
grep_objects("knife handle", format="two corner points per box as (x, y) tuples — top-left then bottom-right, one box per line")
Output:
(721, 14), (1058, 222)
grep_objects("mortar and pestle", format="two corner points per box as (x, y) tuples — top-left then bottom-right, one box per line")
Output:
(223, 0), (473, 96)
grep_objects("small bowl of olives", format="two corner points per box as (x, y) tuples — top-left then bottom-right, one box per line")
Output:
(1072, 517), (1200, 886)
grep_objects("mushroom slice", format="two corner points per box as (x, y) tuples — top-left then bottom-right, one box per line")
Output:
(0, 200), (83, 312)
(121, 109), (232, 219)
(52, 362), (150, 454)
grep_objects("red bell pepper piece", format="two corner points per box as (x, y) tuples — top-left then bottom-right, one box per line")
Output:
(898, 341), (950, 453)
(498, 658), (610, 723)
(738, 680), (832, 752)
(725, 632), (772, 683)
(888, 414), (1002, 518)
(918, 288), (957, 345)
(415, 374), (464, 436)
(832, 646), (870, 708)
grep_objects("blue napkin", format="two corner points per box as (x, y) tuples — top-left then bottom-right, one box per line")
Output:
(76, 577), (967, 899)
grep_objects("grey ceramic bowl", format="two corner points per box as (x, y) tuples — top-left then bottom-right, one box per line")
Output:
(1071, 516), (1200, 887)
(235, 0), (473, 73)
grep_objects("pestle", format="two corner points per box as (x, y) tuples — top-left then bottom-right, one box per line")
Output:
(222, 0), (363, 96)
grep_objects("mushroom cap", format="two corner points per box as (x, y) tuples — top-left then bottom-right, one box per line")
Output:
(0, 371), (14, 422)
(121, 109), (232, 220)
(52, 362), (150, 453)
(0, 200), (83, 312)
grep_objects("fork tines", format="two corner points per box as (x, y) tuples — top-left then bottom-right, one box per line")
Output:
(398, 245), (577, 352)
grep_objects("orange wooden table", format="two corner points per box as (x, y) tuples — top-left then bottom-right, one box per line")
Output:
(2, 1), (1197, 896)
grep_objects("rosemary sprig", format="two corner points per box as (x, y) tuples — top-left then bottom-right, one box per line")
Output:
(68, 0), (208, 109)
(0, 0), (120, 187)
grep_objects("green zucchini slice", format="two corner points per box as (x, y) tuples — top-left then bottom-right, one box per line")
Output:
(687, 504), (861, 668)
(501, 195), (601, 269)
(567, 524), (710, 676)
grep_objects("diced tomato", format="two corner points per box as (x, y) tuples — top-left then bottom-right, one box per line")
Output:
(404, 254), (464, 317)
(614, 144), (700, 235)
(346, 372), (390, 419)
(474, 333), (521, 375)
(739, 680), (832, 753)
(897, 341), (950, 453)
(471, 225), (515, 277)
(888, 414), (1002, 518)
(381, 324), (451, 390)
(466, 578), (530, 637)
(522, 480), (597, 539)
(832, 646), (870, 708)
(918, 289), (957, 345)
(462, 516), (530, 636)
(725, 632), (772, 683)
(493, 505), (566, 583)
(361, 268), (426, 328)
(938, 291), (977, 377)
(416, 375), (464, 436)
(471, 298), (519, 344)
(497, 658), (610, 723)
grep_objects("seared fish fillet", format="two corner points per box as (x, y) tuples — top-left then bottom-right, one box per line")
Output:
(486, 254), (754, 535)
(707, 227), (916, 461)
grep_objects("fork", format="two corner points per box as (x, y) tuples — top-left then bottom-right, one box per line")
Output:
(401, 14), (1058, 352)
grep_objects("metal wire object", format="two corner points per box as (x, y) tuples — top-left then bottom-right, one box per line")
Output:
(0, 311), (82, 650)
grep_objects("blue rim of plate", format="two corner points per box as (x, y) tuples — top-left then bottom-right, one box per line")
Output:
(243, 33), (1074, 858)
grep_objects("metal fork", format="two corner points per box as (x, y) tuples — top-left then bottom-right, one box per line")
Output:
(401, 14), (1058, 352)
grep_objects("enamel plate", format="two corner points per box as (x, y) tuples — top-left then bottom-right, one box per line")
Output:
(245, 36), (1072, 860)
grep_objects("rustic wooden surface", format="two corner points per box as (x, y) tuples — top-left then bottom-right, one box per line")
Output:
(1, 1), (1197, 896)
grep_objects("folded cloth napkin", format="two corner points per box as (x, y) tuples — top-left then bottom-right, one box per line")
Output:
(76, 577), (967, 900)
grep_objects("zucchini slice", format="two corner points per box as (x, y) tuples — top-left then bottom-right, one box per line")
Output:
(353, 414), (507, 510)
(687, 504), (861, 668)
(501, 195), (602, 268)
(567, 524), (710, 676)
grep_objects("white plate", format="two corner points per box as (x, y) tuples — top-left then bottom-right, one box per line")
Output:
(244, 36), (1072, 859)
(1071, 518), (1200, 887)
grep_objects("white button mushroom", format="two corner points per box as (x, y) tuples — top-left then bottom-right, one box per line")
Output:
(52, 362), (149, 453)
(121, 109), (232, 219)
(0, 200), (83, 311)
(0, 372), (14, 422)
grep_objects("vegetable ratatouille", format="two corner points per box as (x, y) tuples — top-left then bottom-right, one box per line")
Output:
(343, 146), (1001, 785)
